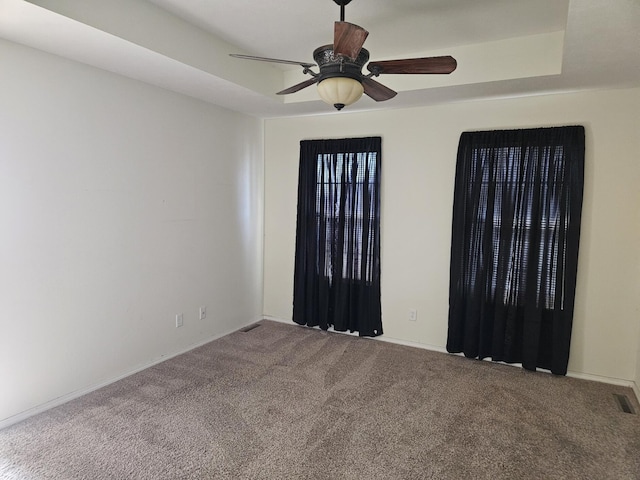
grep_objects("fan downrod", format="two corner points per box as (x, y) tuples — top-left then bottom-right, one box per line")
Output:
(333, 0), (352, 22)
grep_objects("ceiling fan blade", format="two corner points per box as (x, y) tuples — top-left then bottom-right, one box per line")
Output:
(361, 77), (397, 102)
(367, 56), (457, 75)
(277, 78), (318, 95)
(333, 21), (369, 60)
(230, 54), (316, 69)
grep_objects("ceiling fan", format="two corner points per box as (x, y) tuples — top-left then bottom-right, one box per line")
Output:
(230, 0), (457, 111)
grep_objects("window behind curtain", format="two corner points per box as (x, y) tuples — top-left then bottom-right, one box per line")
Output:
(447, 126), (585, 375)
(316, 150), (378, 283)
(293, 137), (382, 337)
(471, 144), (569, 309)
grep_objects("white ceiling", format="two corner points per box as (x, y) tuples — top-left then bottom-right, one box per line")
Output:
(1, 0), (639, 118)
(147, 0), (570, 61)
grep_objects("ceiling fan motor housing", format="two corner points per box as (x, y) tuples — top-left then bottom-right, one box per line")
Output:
(313, 45), (369, 82)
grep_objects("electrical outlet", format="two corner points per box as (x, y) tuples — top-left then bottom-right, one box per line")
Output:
(199, 306), (206, 320)
(175, 313), (184, 328)
(409, 309), (417, 322)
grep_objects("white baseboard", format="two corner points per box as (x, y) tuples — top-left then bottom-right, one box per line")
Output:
(4, 316), (637, 429)
(0, 317), (263, 431)
(565, 370), (635, 389)
(262, 315), (294, 325)
(263, 316), (448, 352)
(262, 316), (639, 398)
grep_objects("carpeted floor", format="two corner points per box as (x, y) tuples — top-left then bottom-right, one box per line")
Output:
(1, 320), (639, 479)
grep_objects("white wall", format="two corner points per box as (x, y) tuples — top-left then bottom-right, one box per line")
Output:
(0, 40), (264, 424)
(637, 303), (640, 397)
(637, 212), (640, 396)
(636, 103), (640, 398)
(264, 87), (640, 383)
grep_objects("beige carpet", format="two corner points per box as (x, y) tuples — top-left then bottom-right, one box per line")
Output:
(1, 320), (639, 479)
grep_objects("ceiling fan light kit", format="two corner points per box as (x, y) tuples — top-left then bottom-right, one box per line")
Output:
(231, 0), (457, 111)
(317, 77), (364, 110)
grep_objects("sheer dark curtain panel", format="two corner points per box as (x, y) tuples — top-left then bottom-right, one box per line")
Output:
(293, 137), (382, 337)
(447, 126), (585, 375)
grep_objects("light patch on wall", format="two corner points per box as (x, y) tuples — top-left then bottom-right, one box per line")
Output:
(236, 142), (255, 254)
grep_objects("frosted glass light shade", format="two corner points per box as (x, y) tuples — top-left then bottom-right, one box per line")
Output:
(317, 77), (364, 110)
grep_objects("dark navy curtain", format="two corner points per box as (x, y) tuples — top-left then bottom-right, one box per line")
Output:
(447, 126), (585, 375)
(293, 137), (382, 337)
